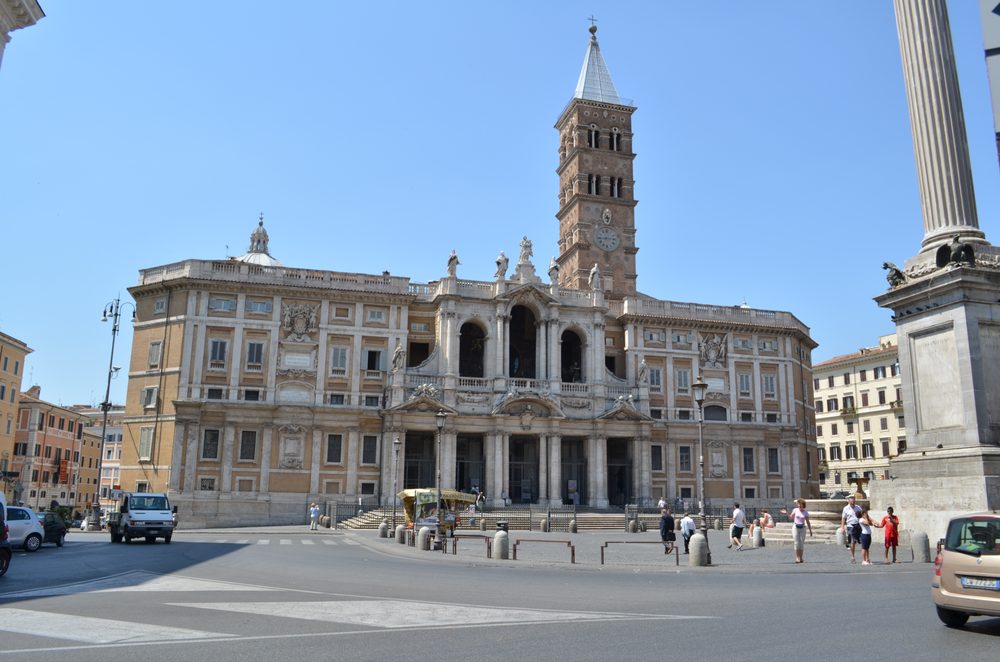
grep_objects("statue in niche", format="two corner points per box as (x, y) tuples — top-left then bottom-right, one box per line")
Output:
(935, 236), (975, 269)
(638, 359), (648, 384)
(882, 262), (906, 288)
(447, 249), (460, 277)
(519, 236), (533, 263)
(495, 251), (508, 279)
(588, 263), (602, 291)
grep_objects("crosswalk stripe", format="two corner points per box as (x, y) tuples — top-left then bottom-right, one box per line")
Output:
(302, 539), (315, 545)
(0, 608), (233, 644)
(257, 539), (270, 545)
(322, 540), (337, 545)
(279, 539), (292, 545)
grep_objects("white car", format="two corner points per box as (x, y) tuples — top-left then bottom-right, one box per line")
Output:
(4, 507), (46, 552)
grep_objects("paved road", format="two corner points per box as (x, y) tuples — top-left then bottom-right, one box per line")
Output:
(0, 527), (996, 661)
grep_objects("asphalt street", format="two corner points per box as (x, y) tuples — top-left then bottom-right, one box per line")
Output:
(0, 526), (997, 661)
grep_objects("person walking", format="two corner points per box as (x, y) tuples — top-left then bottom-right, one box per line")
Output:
(859, 508), (875, 565)
(840, 495), (862, 563)
(728, 503), (746, 550)
(783, 498), (813, 563)
(680, 512), (696, 554)
(308, 502), (320, 530)
(874, 506), (900, 563)
(659, 508), (676, 548)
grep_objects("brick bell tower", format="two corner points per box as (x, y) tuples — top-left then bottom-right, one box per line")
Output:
(555, 24), (638, 298)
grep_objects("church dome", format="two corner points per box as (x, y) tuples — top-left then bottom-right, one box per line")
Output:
(235, 216), (283, 267)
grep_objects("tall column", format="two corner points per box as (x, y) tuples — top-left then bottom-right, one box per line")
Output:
(549, 434), (562, 506)
(260, 428), (272, 493)
(894, 0), (985, 251)
(538, 435), (548, 503)
(346, 427), (359, 496)
(221, 424), (234, 493)
(310, 429), (322, 495)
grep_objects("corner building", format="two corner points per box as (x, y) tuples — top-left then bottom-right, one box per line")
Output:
(120, 28), (818, 526)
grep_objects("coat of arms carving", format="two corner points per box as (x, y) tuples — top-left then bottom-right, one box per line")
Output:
(699, 333), (727, 368)
(282, 303), (319, 341)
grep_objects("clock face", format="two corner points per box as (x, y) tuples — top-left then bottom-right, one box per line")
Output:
(594, 227), (620, 251)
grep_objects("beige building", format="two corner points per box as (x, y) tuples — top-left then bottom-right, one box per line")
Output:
(1, 330), (31, 502)
(11, 386), (100, 512)
(0, 0), (43, 70)
(814, 334), (905, 495)
(70, 403), (125, 513)
(119, 27), (819, 526)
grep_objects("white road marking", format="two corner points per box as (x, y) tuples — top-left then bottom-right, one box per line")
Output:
(301, 539), (315, 545)
(343, 539), (360, 546)
(235, 539), (249, 544)
(0, 608), (233, 644)
(0, 571), (277, 599)
(257, 539), (270, 545)
(322, 540), (337, 545)
(279, 539), (292, 545)
(170, 599), (709, 629)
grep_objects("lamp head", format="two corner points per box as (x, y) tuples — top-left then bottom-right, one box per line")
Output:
(692, 375), (708, 406)
(393, 435), (401, 448)
(435, 410), (446, 430)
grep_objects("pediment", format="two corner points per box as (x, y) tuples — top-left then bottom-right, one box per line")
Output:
(391, 390), (458, 415)
(598, 397), (652, 422)
(492, 391), (564, 418)
(503, 283), (558, 307)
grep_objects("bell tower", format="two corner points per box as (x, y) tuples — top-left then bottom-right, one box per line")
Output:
(555, 25), (638, 298)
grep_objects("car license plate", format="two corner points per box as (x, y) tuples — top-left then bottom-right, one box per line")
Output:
(960, 576), (1000, 591)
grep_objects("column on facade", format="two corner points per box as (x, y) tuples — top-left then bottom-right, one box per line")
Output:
(636, 436), (651, 505)
(180, 297), (198, 399)
(190, 322), (206, 398)
(786, 442), (798, 501)
(350, 331), (362, 407)
(537, 434), (548, 503)
(548, 434), (562, 506)
(752, 357), (762, 421)
(442, 427), (456, 490)
(547, 308), (560, 384)
(893, 0), (985, 250)
(490, 431), (505, 507)
(169, 423), (186, 491)
(221, 424), (235, 493)
(591, 320), (605, 387)
(310, 429), (323, 495)
(260, 427), (272, 493)
(778, 361), (789, 424)
(501, 432), (510, 505)
(588, 435), (608, 507)
(758, 445), (767, 499)
(730, 444), (741, 501)
(346, 427), (359, 497)
(183, 423), (199, 492)
(227, 324), (244, 399)
(443, 309), (458, 376)
(315, 301), (329, 406)
(494, 308), (507, 379)
(623, 323), (636, 383)
(665, 356), (674, 416)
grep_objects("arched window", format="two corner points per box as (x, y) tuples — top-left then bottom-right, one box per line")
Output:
(704, 405), (728, 422)
(459, 323), (486, 378)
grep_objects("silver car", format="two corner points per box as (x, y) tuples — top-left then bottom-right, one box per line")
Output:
(4, 506), (46, 552)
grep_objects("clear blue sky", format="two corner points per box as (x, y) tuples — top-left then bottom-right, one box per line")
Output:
(2, 2), (998, 407)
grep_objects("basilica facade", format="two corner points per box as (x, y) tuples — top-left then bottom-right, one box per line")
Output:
(119, 27), (818, 526)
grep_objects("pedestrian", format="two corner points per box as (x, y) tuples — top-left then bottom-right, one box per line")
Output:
(859, 508), (875, 565)
(840, 494), (862, 563)
(680, 512), (696, 554)
(782, 498), (813, 563)
(308, 502), (320, 530)
(728, 503), (746, 550)
(874, 506), (900, 563)
(748, 508), (774, 546)
(657, 496), (667, 510)
(659, 508), (676, 547)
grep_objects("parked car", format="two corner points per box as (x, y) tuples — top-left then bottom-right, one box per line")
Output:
(932, 512), (1000, 627)
(4, 507), (65, 551)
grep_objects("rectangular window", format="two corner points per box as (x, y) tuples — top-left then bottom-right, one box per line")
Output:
(843, 372), (851, 385)
(326, 434), (343, 463)
(880, 417), (888, 431)
(239, 430), (257, 461)
(677, 410), (691, 420)
(364, 395), (381, 407)
(153, 297), (167, 314)
(738, 373), (752, 397)
(58, 417), (65, 430)
(860, 369), (867, 382)
(246, 342), (264, 371)
(366, 308), (386, 322)
(675, 368), (690, 394)
(846, 421), (854, 434)
(817, 447), (826, 462)
(650, 408), (662, 420)
(742, 447), (755, 473)
(874, 366), (886, 379)
(765, 412), (778, 423)
(862, 441), (875, 459)
(815, 400), (823, 413)
(410, 321), (430, 332)
(759, 339), (778, 352)
(141, 386), (158, 409)
(816, 425), (823, 437)
(206, 388), (224, 400)
(648, 368), (662, 391)
(362, 435), (378, 464)
(763, 374), (776, 399)
(743, 486), (756, 499)
(679, 486), (693, 499)
(329, 393), (345, 405)
(863, 419), (871, 432)
(138, 427), (154, 461)
(208, 297), (236, 312)
(740, 412), (754, 422)
(735, 337), (752, 350)
(877, 390), (886, 405)
(364, 349), (384, 372)
(13, 359), (18, 375)
(330, 346), (349, 375)
(243, 389), (260, 401)
(237, 478), (255, 492)
(826, 398), (838, 411)
(843, 395), (854, 409)
(199, 477), (216, 491)
(829, 445), (842, 461)
(246, 299), (272, 314)
(678, 446), (692, 472)
(768, 486), (782, 499)
(360, 482), (376, 495)
(209, 339), (228, 370)
(767, 448), (779, 473)
(651, 445), (663, 471)
(861, 392), (869, 407)
(831, 423), (838, 435)
(672, 332), (690, 344)
(846, 445), (858, 460)
(827, 376), (835, 388)
(813, 377), (820, 390)
(202, 429), (220, 460)
(148, 341), (162, 369)
(644, 329), (666, 343)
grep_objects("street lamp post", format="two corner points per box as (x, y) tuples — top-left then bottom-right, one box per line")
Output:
(692, 374), (711, 565)
(392, 435), (401, 529)
(435, 410), (446, 550)
(90, 297), (133, 530)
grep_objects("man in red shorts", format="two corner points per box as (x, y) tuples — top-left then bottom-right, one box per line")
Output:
(876, 506), (900, 563)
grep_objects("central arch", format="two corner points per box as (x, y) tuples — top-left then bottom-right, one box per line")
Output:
(459, 322), (486, 377)
(509, 305), (537, 378)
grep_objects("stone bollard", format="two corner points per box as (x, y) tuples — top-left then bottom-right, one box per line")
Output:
(639, 520), (647, 532)
(689, 532), (709, 566)
(752, 526), (763, 548)
(417, 526), (432, 551)
(539, 517), (549, 533)
(912, 531), (931, 563)
(628, 520), (638, 534)
(378, 522), (389, 538)
(321, 515), (332, 528)
(395, 525), (405, 544)
(715, 518), (723, 530)
(494, 530), (510, 560)
(836, 527), (846, 548)
(569, 518), (578, 533)
(479, 519), (486, 531)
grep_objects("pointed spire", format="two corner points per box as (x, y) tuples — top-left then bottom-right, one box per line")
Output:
(573, 24), (621, 104)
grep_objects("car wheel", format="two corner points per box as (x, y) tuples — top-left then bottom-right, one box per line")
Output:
(56, 533), (65, 548)
(164, 534), (172, 544)
(145, 536), (155, 544)
(24, 533), (42, 553)
(0, 550), (10, 577)
(936, 606), (970, 628)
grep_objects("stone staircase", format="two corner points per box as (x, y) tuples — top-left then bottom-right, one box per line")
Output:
(338, 508), (635, 532)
